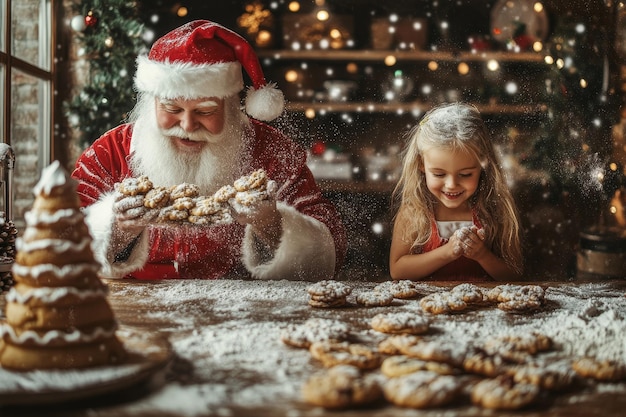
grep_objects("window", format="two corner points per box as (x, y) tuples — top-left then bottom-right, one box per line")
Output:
(0, 0), (54, 228)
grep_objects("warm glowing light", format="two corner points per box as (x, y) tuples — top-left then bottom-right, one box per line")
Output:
(346, 62), (358, 74)
(256, 30), (272, 47)
(457, 62), (469, 75)
(427, 61), (438, 71)
(316, 10), (330, 21)
(556, 58), (564, 69)
(532, 41), (543, 52)
(487, 59), (499, 71)
(285, 70), (299, 83)
(177, 6), (188, 17)
(288, 1), (300, 12)
(305, 108), (316, 119)
(384, 55), (397, 66)
(330, 28), (342, 39)
(580, 78), (588, 88)
(544, 55), (554, 65)
(610, 205), (618, 214)
(610, 162), (618, 171)
(534, 2), (544, 13)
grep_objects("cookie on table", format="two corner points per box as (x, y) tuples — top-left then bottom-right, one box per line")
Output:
(450, 283), (487, 304)
(463, 348), (511, 377)
(374, 280), (420, 299)
(470, 375), (539, 410)
(571, 357), (626, 382)
(307, 280), (352, 308)
(486, 284), (545, 313)
(399, 339), (468, 368)
(301, 365), (383, 409)
(355, 290), (394, 307)
(370, 311), (430, 335)
(378, 334), (421, 355)
(419, 291), (467, 314)
(309, 341), (382, 370)
(511, 362), (576, 391)
(483, 332), (552, 363)
(383, 371), (463, 409)
(280, 318), (350, 349)
(381, 355), (459, 378)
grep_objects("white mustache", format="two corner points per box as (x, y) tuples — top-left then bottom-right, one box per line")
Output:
(160, 127), (213, 142)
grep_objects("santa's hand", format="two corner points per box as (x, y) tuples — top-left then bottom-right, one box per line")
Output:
(113, 193), (157, 236)
(229, 180), (282, 248)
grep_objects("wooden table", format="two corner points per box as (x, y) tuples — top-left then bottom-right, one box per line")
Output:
(2, 278), (626, 417)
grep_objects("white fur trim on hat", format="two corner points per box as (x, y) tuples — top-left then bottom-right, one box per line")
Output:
(134, 55), (244, 99)
(245, 83), (285, 121)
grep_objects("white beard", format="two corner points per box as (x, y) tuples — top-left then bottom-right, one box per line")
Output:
(129, 98), (250, 194)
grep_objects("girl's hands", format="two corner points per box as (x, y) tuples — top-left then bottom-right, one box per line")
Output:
(454, 226), (487, 260)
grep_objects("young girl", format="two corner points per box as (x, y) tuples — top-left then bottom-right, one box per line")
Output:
(389, 103), (523, 281)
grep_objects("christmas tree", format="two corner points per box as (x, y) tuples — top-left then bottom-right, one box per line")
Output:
(65, 0), (147, 147)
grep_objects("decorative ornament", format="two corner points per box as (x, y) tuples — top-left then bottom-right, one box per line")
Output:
(104, 37), (114, 48)
(84, 11), (98, 28)
(70, 15), (87, 32)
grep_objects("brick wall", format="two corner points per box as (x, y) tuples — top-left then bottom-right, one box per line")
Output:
(8, 0), (44, 229)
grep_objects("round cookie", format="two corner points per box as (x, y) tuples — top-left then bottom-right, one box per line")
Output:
(470, 375), (539, 410)
(144, 186), (170, 209)
(169, 182), (200, 201)
(512, 362), (576, 390)
(301, 365), (383, 409)
(374, 280), (420, 299)
(463, 348), (511, 377)
(378, 334), (421, 355)
(191, 197), (222, 216)
(234, 168), (268, 191)
(307, 280), (352, 308)
(213, 184), (237, 203)
(116, 175), (153, 196)
(571, 357), (626, 382)
(419, 292), (467, 314)
(381, 355), (459, 377)
(172, 196), (196, 211)
(309, 341), (382, 370)
(383, 371), (463, 409)
(399, 339), (468, 368)
(280, 318), (350, 349)
(371, 311), (430, 335)
(450, 283), (486, 304)
(484, 332), (552, 363)
(355, 290), (394, 307)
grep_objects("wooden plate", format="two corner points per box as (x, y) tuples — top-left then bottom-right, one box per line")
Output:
(0, 326), (171, 406)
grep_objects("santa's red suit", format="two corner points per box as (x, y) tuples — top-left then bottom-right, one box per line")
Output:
(72, 120), (347, 280)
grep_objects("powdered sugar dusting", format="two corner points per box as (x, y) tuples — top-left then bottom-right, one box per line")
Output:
(3, 279), (626, 415)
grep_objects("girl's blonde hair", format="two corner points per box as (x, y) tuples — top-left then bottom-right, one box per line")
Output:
(392, 103), (523, 274)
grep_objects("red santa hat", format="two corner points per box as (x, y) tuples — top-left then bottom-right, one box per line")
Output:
(134, 20), (284, 121)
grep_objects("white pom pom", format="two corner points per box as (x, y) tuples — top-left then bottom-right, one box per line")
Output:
(245, 83), (285, 121)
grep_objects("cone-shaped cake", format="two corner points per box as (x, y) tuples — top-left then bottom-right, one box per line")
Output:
(0, 160), (126, 370)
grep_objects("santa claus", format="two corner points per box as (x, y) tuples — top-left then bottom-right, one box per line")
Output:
(71, 20), (347, 280)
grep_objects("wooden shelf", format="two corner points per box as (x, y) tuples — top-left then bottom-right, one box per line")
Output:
(286, 101), (547, 115)
(257, 49), (547, 63)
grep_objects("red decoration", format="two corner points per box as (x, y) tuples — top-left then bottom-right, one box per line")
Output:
(85, 12), (98, 28)
(311, 141), (326, 156)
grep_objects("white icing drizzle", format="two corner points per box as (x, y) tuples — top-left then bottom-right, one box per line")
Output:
(12, 262), (100, 280)
(0, 322), (118, 346)
(5, 285), (107, 304)
(24, 208), (84, 227)
(33, 160), (75, 197)
(16, 236), (91, 254)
